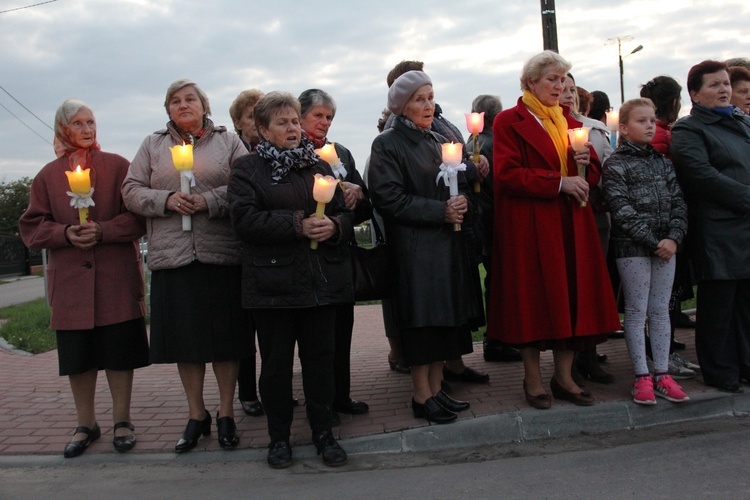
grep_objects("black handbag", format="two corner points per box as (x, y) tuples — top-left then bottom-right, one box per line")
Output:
(351, 217), (389, 301)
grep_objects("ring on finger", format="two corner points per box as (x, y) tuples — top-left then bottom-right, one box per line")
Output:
(177, 202), (181, 208)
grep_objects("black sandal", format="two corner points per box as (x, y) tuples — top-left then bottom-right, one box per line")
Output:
(113, 421), (136, 452)
(63, 423), (101, 458)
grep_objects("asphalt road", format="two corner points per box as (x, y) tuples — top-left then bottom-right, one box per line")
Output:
(0, 276), (45, 308)
(1, 417), (748, 499)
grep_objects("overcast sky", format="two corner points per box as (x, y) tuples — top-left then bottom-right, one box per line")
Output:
(1, 0), (748, 181)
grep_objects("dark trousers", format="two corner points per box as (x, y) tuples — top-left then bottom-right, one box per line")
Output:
(254, 306), (336, 442)
(333, 303), (354, 405)
(695, 279), (750, 387)
(237, 352), (257, 402)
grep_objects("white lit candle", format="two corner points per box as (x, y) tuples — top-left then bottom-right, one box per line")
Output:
(310, 173), (338, 249)
(65, 166), (92, 224)
(169, 143), (194, 231)
(567, 127), (590, 151)
(441, 142), (462, 166)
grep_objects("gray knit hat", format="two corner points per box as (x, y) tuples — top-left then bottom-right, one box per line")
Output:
(387, 71), (432, 115)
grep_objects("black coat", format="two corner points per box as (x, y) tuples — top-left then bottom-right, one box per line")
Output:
(671, 106), (750, 280)
(368, 118), (483, 329)
(228, 152), (354, 308)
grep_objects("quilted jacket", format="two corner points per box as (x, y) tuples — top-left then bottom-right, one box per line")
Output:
(603, 140), (687, 258)
(122, 121), (248, 271)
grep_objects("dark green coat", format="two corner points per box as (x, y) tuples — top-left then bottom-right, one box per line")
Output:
(671, 105), (750, 280)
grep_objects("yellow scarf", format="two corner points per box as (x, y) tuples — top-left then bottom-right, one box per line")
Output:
(522, 90), (569, 176)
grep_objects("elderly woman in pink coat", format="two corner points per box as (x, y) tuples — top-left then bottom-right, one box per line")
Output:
(20, 98), (149, 458)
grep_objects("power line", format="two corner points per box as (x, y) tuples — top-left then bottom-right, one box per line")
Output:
(0, 0), (58, 15)
(0, 83), (53, 131)
(0, 101), (53, 146)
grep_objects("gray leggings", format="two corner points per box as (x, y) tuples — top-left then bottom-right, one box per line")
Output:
(616, 256), (676, 376)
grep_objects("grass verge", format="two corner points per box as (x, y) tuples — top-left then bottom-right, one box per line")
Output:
(0, 298), (54, 354)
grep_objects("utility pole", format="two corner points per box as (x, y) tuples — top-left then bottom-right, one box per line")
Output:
(540, 0), (559, 52)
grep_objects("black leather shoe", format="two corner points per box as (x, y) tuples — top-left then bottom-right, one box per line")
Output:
(217, 414), (239, 449)
(333, 398), (369, 414)
(175, 410), (211, 453)
(412, 397), (457, 424)
(607, 330), (625, 339)
(112, 421), (136, 453)
(483, 339), (522, 362)
(712, 382), (743, 393)
(63, 423), (101, 458)
(442, 366), (490, 384)
(434, 390), (470, 412)
(267, 440), (292, 469)
(312, 431), (347, 467)
(674, 312), (696, 329)
(388, 357), (411, 374)
(671, 340), (687, 351)
(240, 400), (264, 417)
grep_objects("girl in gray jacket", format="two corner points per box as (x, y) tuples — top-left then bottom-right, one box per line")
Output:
(603, 98), (689, 406)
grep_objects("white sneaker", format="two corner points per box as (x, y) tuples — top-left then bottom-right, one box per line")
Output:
(670, 352), (701, 372)
(668, 355), (696, 380)
(648, 356), (696, 380)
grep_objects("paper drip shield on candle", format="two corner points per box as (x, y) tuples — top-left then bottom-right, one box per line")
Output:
(67, 188), (96, 209)
(331, 163), (347, 180)
(181, 169), (196, 188)
(435, 162), (467, 187)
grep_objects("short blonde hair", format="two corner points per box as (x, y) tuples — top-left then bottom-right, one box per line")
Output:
(229, 89), (264, 133)
(619, 97), (655, 126)
(520, 51), (572, 91)
(164, 78), (211, 117)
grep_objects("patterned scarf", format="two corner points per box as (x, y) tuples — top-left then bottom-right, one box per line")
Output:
(522, 89), (570, 175)
(256, 137), (319, 182)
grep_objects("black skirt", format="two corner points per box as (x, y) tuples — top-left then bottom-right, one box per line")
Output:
(400, 326), (473, 366)
(149, 261), (252, 364)
(56, 317), (149, 376)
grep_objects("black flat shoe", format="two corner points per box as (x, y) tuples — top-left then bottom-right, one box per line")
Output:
(434, 390), (470, 412)
(312, 431), (347, 467)
(63, 423), (101, 458)
(217, 414), (239, 449)
(333, 398), (369, 414)
(442, 366), (490, 384)
(483, 339), (522, 362)
(267, 440), (292, 469)
(388, 357), (411, 374)
(412, 397), (457, 424)
(112, 421), (136, 453)
(576, 350), (615, 384)
(550, 377), (595, 406)
(175, 410), (211, 453)
(240, 400), (264, 417)
(712, 382), (743, 393)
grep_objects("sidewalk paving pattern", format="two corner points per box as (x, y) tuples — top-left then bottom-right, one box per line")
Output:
(1, 304), (748, 459)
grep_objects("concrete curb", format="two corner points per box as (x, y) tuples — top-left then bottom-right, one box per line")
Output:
(340, 389), (750, 456)
(2, 389), (745, 468)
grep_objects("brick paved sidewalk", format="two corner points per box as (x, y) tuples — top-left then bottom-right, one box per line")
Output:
(0, 304), (711, 456)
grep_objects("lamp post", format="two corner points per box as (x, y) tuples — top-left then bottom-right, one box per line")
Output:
(607, 36), (643, 104)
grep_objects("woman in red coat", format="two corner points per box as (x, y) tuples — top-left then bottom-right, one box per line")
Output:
(486, 51), (620, 409)
(20, 99), (149, 457)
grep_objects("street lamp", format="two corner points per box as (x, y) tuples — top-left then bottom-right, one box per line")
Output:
(607, 36), (644, 104)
